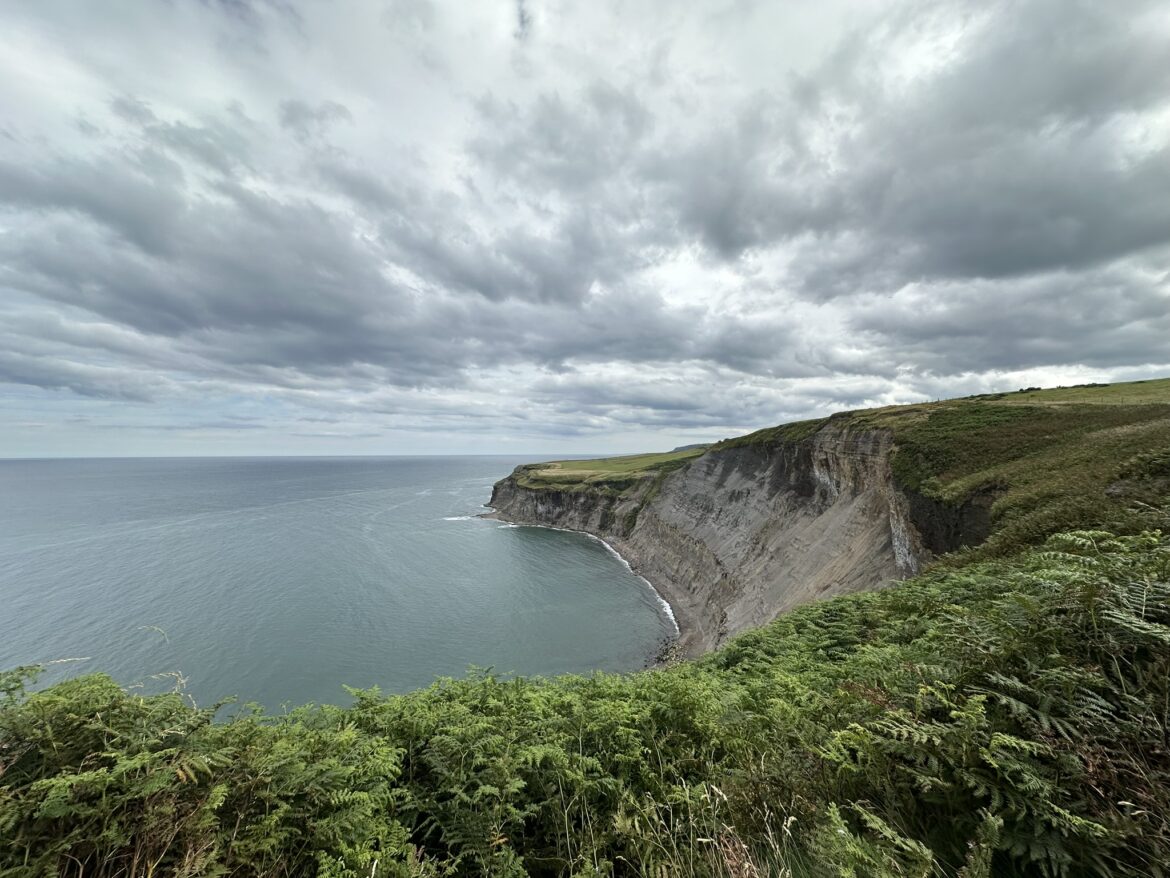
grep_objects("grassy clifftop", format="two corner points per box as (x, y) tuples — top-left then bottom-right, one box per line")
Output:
(719, 378), (1170, 483)
(511, 447), (706, 494)
(509, 377), (1170, 559)
(712, 377), (1170, 558)
(867, 379), (1170, 557)
(718, 376), (1170, 458)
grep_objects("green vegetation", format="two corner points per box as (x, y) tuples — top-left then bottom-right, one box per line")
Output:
(511, 448), (707, 534)
(4, 378), (1170, 876)
(5, 518), (1169, 876)
(993, 380), (1170, 406)
(718, 378), (1170, 559)
(513, 448), (706, 495)
(711, 415), (832, 449)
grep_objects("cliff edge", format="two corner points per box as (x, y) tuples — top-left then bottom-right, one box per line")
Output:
(489, 420), (928, 656)
(488, 378), (1170, 656)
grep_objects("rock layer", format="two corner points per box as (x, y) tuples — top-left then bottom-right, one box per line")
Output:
(488, 422), (936, 656)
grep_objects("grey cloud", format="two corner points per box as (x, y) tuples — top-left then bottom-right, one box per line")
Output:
(650, 99), (844, 259)
(319, 160), (632, 306)
(471, 83), (653, 194)
(0, 154), (187, 256)
(524, 370), (898, 435)
(384, 0), (436, 32)
(896, 0), (1170, 131)
(514, 0), (532, 41)
(148, 116), (254, 175)
(637, 0), (1170, 291)
(0, 350), (167, 402)
(278, 99), (352, 142)
(110, 95), (156, 125)
(195, 0), (305, 37)
(3, 161), (403, 339)
(316, 161), (409, 213)
(848, 265), (1170, 376)
(84, 419), (269, 432)
(2, 0), (1168, 453)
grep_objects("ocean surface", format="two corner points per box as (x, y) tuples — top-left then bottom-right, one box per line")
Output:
(0, 457), (676, 711)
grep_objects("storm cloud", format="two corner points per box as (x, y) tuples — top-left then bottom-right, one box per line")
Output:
(0, 0), (1167, 456)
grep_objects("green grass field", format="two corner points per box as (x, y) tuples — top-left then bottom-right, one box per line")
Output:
(514, 447), (707, 492)
(993, 377), (1170, 406)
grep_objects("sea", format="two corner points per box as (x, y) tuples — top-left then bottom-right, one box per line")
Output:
(0, 456), (676, 712)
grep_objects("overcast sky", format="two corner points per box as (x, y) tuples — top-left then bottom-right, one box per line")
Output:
(1, 0), (1168, 457)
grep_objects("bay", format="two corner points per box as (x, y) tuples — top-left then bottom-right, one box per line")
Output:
(0, 457), (675, 711)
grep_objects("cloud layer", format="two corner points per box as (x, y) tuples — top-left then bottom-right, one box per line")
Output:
(1, 0), (1168, 455)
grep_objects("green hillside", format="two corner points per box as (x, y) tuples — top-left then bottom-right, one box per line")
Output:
(724, 377), (1170, 558)
(3, 378), (1170, 877)
(512, 447), (706, 493)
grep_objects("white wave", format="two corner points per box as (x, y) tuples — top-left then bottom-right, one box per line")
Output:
(442, 515), (477, 521)
(492, 521), (680, 635)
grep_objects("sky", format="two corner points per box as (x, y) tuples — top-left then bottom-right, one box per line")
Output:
(1, 0), (1168, 457)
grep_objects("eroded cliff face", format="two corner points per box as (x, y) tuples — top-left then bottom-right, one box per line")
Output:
(488, 422), (939, 657)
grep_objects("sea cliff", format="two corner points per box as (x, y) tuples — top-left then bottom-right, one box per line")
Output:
(490, 379), (1170, 658)
(489, 420), (934, 656)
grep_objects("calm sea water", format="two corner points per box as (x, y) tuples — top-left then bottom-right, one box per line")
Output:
(0, 457), (675, 711)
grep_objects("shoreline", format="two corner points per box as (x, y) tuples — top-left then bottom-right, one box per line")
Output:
(480, 508), (686, 667)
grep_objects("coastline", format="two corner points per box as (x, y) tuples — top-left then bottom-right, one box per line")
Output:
(480, 508), (687, 667)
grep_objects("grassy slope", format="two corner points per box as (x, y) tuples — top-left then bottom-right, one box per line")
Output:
(4, 378), (1170, 878)
(512, 377), (1170, 557)
(718, 377), (1170, 557)
(512, 447), (707, 494)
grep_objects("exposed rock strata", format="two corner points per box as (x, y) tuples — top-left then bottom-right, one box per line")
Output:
(488, 423), (944, 657)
